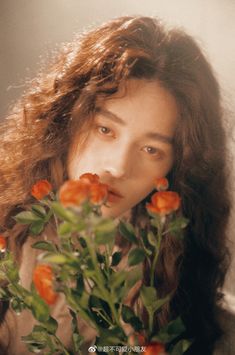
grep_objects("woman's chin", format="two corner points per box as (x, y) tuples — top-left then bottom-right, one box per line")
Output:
(101, 205), (131, 220)
(101, 205), (120, 219)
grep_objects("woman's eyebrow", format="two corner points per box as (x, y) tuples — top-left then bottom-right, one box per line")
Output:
(145, 132), (173, 144)
(95, 107), (125, 125)
(95, 107), (173, 145)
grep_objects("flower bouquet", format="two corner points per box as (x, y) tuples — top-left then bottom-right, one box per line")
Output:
(0, 174), (193, 355)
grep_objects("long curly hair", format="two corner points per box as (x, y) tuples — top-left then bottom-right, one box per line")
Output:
(0, 16), (232, 354)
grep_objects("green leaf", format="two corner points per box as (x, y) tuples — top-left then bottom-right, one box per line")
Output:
(14, 211), (42, 224)
(95, 218), (117, 233)
(58, 221), (73, 236)
(29, 294), (50, 322)
(110, 270), (126, 289)
(140, 285), (170, 319)
(72, 333), (84, 353)
(75, 220), (87, 232)
(83, 269), (100, 284)
(149, 213), (162, 226)
(0, 287), (8, 298)
(152, 317), (186, 344)
(166, 317), (186, 336)
(167, 217), (189, 234)
(95, 230), (115, 245)
(170, 338), (193, 355)
(91, 287), (109, 303)
(139, 229), (152, 256)
(44, 316), (58, 334)
(79, 237), (87, 248)
(51, 202), (77, 223)
(121, 305), (143, 332)
(70, 309), (84, 351)
(140, 285), (157, 309)
(10, 298), (25, 315)
(42, 253), (68, 264)
(124, 265), (143, 291)
(31, 205), (47, 218)
(151, 294), (171, 313)
(60, 239), (73, 253)
(119, 221), (138, 244)
(121, 304), (136, 323)
(89, 298), (111, 329)
(64, 289), (94, 325)
(89, 295), (103, 309)
(94, 219), (117, 245)
(27, 343), (47, 352)
(111, 251), (122, 266)
(32, 241), (57, 253)
(29, 221), (45, 235)
(74, 289), (89, 309)
(128, 248), (145, 267)
(98, 327), (126, 346)
(22, 325), (48, 347)
(6, 266), (20, 282)
(76, 273), (85, 297)
(147, 231), (157, 247)
(7, 283), (25, 298)
(96, 252), (105, 264)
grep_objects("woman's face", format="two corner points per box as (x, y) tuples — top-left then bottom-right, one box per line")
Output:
(68, 79), (178, 218)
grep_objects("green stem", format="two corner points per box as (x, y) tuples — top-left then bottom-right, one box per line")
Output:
(45, 208), (54, 222)
(96, 309), (113, 327)
(148, 218), (164, 334)
(149, 312), (154, 335)
(105, 244), (110, 271)
(54, 334), (71, 355)
(138, 233), (152, 273)
(150, 222), (163, 287)
(85, 234), (121, 327)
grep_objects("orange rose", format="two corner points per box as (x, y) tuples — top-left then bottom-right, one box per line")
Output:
(0, 235), (6, 252)
(59, 180), (90, 207)
(145, 342), (166, 355)
(89, 183), (109, 205)
(79, 173), (100, 184)
(146, 191), (181, 215)
(33, 264), (58, 305)
(31, 180), (52, 200)
(154, 177), (169, 191)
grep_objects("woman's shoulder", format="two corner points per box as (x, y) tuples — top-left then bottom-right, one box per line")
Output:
(214, 291), (235, 355)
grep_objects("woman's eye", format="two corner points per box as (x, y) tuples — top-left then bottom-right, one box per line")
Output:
(143, 146), (163, 158)
(97, 126), (112, 135)
(144, 146), (157, 154)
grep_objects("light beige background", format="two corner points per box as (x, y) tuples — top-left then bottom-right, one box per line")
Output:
(1, 0), (235, 293)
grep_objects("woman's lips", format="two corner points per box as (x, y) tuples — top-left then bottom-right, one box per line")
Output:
(107, 188), (124, 203)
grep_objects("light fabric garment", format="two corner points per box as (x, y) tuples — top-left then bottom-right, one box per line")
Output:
(1, 234), (235, 355)
(214, 293), (235, 354)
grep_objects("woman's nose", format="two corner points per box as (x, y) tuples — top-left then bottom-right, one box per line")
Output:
(102, 148), (132, 179)
(104, 165), (126, 179)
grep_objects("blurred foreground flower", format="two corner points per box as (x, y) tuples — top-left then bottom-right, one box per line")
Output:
(89, 182), (109, 205)
(59, 180), (90, 207)
(79, 172), (100, 184)
(0, 174), (191, 355)
(146, 191), (181, 215)
(33, 264), (58, 305)
(0, 235), (6, 252)
(145, 342), (166, 355)
(31, 180), (52, 200)
(59, 173), (108, 207)
(154, 177), (169, 191)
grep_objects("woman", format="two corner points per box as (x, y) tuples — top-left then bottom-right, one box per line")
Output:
(0, 16), (233, 354)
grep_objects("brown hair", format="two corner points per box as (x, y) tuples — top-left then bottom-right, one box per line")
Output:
(0, 16), (232, 354)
